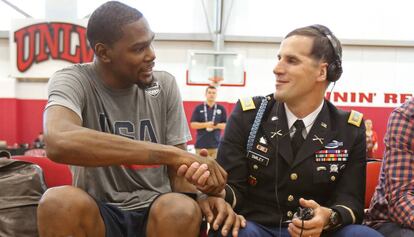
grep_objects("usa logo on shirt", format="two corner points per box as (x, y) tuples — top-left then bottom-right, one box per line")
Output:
(145, 81), (161, 97)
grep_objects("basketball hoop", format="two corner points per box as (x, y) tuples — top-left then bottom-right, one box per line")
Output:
(208, 76), (224, 87)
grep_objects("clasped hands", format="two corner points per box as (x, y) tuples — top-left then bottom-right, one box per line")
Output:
(176, 150), (246, 237)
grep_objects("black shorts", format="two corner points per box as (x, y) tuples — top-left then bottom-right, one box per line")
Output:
(96, 193), (198, 237)
(96, 200), (152, 237)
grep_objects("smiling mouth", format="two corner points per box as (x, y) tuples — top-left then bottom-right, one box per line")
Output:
(276, 80), (289, 86)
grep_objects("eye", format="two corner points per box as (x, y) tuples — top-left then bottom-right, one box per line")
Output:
(136, 46), (146, 53)
(286, 57), (299, 64)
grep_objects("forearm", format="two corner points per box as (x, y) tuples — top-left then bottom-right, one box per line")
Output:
(190, 122), (209, 129)
(45, 126), (186, 167)
(168, 143), (198, 192)
(215, 123), (226, 130)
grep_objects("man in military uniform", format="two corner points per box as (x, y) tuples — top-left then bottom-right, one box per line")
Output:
(204, 25), (383, 237)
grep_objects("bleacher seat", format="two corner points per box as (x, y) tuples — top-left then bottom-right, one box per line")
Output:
(365, 160), (382, 208)
(24, 149), (47, 157)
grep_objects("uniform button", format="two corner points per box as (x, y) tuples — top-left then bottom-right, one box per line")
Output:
(287, 211), (293, 218)
(290, 173), (298, 181)
(331, 175), (336, 181)
(288, 195), (294, 202)
(253, 164), (259, 170)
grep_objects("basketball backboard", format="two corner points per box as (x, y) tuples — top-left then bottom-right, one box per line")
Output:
(186, 51), (246, 87)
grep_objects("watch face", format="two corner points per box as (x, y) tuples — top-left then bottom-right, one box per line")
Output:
(330, 211), (339, 225)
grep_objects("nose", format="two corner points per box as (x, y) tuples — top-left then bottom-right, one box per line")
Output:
(273, 60), (283, 76)
(145, 44), (156, 62)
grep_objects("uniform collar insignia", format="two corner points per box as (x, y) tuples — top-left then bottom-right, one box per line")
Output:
(271, 130), (283, 138)
(312, 135), (324, 145)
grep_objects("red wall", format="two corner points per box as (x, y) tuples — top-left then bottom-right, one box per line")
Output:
(0, 98), (393, 157)
(0, 98), (46, 146)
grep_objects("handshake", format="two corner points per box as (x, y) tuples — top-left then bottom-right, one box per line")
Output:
(175, 148), (227, 196)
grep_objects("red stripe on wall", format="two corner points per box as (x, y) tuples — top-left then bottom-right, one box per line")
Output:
(0, 98), (394, 157)
(0, 98), (46, 146)
(0, 99), (18, 144)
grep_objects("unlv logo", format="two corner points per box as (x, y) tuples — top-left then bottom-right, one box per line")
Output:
(14, 22), (94, 72)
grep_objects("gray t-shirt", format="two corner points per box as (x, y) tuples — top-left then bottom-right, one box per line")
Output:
(46, 63), (191, 210)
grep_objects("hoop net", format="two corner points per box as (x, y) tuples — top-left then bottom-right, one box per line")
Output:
(208, 76), (224, 87)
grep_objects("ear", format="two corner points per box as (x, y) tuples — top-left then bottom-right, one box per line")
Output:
(94, 43), (112, 63)
(316, 62), (328, 82)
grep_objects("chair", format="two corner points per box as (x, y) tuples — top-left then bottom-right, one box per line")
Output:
(365, 161), (382, 208)
(24, 149), (46, 157)
(12, 156), (72, 188)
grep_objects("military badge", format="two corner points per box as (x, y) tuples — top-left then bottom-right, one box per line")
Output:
(317, 166), (327, 171)
(256, 144), (268, 153)
(330, 164), (339, 173)
(348, 110), (363, 127)
(259, 136), (268, 145)
(312, 135), (324, 145)
(240, 97), (256, 111)
(248, 175), (257, 186)
(315, 149), (349, 162)
(325, 140), (344, 149)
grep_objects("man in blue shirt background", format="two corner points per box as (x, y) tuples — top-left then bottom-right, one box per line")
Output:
(191, 86), (227, 159)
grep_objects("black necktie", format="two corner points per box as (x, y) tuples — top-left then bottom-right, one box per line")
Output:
(291, 120), (305, 157)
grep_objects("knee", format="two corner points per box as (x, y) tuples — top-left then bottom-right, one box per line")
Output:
(38, 186), (93, 221)
(150, 193), (201, 225)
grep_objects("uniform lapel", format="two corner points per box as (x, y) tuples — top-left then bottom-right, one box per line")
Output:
(292, 102), (338, 168)
(262, 102), (294, 166)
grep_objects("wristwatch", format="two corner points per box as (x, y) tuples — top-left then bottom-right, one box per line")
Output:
(324, 209), (341, 230)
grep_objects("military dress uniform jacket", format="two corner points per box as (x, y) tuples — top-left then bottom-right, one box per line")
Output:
(219, 95), (366, 228)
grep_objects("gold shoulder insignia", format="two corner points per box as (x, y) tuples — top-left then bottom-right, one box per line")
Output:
(348, 110), (363, 127)
(239, 97), (256, 111)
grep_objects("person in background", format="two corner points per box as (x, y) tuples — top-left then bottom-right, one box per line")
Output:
(365, 119), (378, 159)
(365, 97), (414, 237)
(190, 86), (227, 159)
(37, 2), (244, 237)
(33, 132), (45, 149)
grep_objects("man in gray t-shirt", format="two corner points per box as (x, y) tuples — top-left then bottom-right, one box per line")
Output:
(37, 2), (245, 237)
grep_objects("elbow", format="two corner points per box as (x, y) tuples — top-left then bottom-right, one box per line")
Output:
(44, 134), (68, 163)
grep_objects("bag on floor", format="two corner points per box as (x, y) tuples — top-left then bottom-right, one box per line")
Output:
(0, 151), (47, 237)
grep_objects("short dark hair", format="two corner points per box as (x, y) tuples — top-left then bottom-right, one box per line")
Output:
(285, 25), (342, 66)
(87, 1), (143, 51)
(205, 86), (217, 93)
